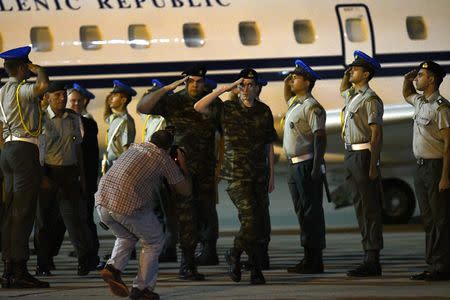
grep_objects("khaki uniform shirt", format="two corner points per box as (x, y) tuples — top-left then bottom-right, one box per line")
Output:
(42, 107), (82, 166)
(406, 91), (450, 159)
(141, 114), (166, 142)
(0, 77), (41, 139)
(341, 85), (384, 144)
(283, 93), (326, 158)
(106, 112), (136, 161)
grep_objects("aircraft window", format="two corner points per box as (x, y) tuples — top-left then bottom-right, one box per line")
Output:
(345, 18), (367, 42)
(80, 25), (103, 50)
(239, 21), (260, 46)
(183, 23), (205, 48)
(128, 24), (151, 49)
(406, 16), (427, 40)
(30, 27), (53, 52)
(293, 20), (316, 44)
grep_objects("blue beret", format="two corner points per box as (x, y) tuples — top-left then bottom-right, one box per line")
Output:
(291, 59), (321, 80)
(151, 79), (164, 88)
(257, 78), (268, 87)
(349, 50), (381, 71)
(112, 80), (137, 97)
(419, 61), (446, 79)
(72, 83), (95, 100)
(182, 64), (207, 77)
(205, 78), (217, 90)
(0, 46), (31, 62)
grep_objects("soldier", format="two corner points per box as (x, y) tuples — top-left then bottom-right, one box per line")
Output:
(102, 80), (136, 174)
(140, 79), (178, 263)
(0, 46), (49, 289)
(137, 65), (221, 280)
(195, 68), (277, 285)
(283, 59), (327, 274)
(403, 61), (450, 281)
(340, 50), (384, 277)
(35, 82), (95, 276)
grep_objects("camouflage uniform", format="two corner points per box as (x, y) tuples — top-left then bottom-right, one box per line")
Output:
(220, 99), (277, 259)
(150, 89), (222, 256)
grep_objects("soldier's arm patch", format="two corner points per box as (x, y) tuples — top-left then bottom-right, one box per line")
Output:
(437, 98), (450, 111)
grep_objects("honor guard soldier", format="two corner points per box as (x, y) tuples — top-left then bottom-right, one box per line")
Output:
(35, 82), (95, 276)
(102, 80), (136, 174)
(340, 50), (384, 277)
(0, 46), (50, 289)
(283, 59), (327, 274)
(195, 69), (277, 285)
(141, 80), (167, 143)
(137, 65), (222, 280)
(403, 61), (450, 281)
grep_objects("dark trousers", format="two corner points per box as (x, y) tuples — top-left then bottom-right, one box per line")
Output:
(194, 174), (219, 245)
(414, 159), (450, 272)
(174, 192), (198, 253)
(226, 180), (269, 257)
(35, 165), (92, 266)
(288, 159), (326, 250)
(151, 181), (178, 250)
(0, 142), (41, 262)
(344, 150), (383, 251)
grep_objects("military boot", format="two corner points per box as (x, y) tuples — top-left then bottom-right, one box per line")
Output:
(224, 248), (242, 282)
(196, 241), (219, 266)
(288, 248), (324, 274)
(178, 249), (205, 281)
(347, 250), (381, 277)
(249, 252), (266, 285)
(1, 261), (13, 288)
(11, 261), (50, 288)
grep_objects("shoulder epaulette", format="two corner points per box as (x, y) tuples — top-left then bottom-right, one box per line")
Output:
(436, 98), (450, 111)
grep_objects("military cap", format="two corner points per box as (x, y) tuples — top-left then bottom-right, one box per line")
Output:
(419, 61), (446, 79)
(46, 81), (68, 93)
(0, 46), (31, 63)
(112, 80), (137, 97)
(290, 59), (321, 80)
(205, 78), (217, 90)
(349, 50), (381, 71)
(257, 78), (268, 87)
(148, 78), (172, 95)
(182, 64), (207, 77)
(239, 68), (259, 80)
(72, 83), (95, 100)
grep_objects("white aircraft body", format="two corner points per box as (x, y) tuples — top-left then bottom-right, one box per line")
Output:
(0, 0), (449, 222)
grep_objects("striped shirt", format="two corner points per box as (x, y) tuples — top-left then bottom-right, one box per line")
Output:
(95, 142), (184, 215)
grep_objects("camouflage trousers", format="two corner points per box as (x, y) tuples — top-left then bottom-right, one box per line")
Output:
(193, 173), (219, 244)
(226, 179), (270, 256)
(174, 193), (198, 252)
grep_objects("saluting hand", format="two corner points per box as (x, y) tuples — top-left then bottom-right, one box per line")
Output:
(404, 69), (418, 82)
(223, 78), (244, 92)
(166, 76), (188, 91)
(283, 74), (292, 84)
(27, 63), (42, 75)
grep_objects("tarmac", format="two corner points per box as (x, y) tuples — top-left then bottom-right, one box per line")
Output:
(1, 226), (449, 300)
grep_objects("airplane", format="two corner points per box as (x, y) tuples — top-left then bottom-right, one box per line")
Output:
(0, 0), (449, 224)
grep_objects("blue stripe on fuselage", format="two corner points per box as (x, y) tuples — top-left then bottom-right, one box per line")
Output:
(1, 51), (449, 88)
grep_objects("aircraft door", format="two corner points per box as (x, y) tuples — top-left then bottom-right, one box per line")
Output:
(336, 4), (375, 66)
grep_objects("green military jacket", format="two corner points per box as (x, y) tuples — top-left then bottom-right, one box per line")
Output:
(220, 99), (277, 181)
(151, 89), (222, 175)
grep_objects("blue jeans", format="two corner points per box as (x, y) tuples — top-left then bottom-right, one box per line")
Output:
(97, 205), (165, 291)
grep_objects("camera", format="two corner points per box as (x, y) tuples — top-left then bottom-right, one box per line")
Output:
(169, 145), (185, 166)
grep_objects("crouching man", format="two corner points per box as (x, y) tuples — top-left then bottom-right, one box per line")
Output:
(95, 130), (192, 300)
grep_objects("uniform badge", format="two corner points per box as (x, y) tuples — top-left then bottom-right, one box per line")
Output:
(289, 122), (294, 129)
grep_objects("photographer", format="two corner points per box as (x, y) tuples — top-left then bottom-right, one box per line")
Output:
(95, 130), (191, 300)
